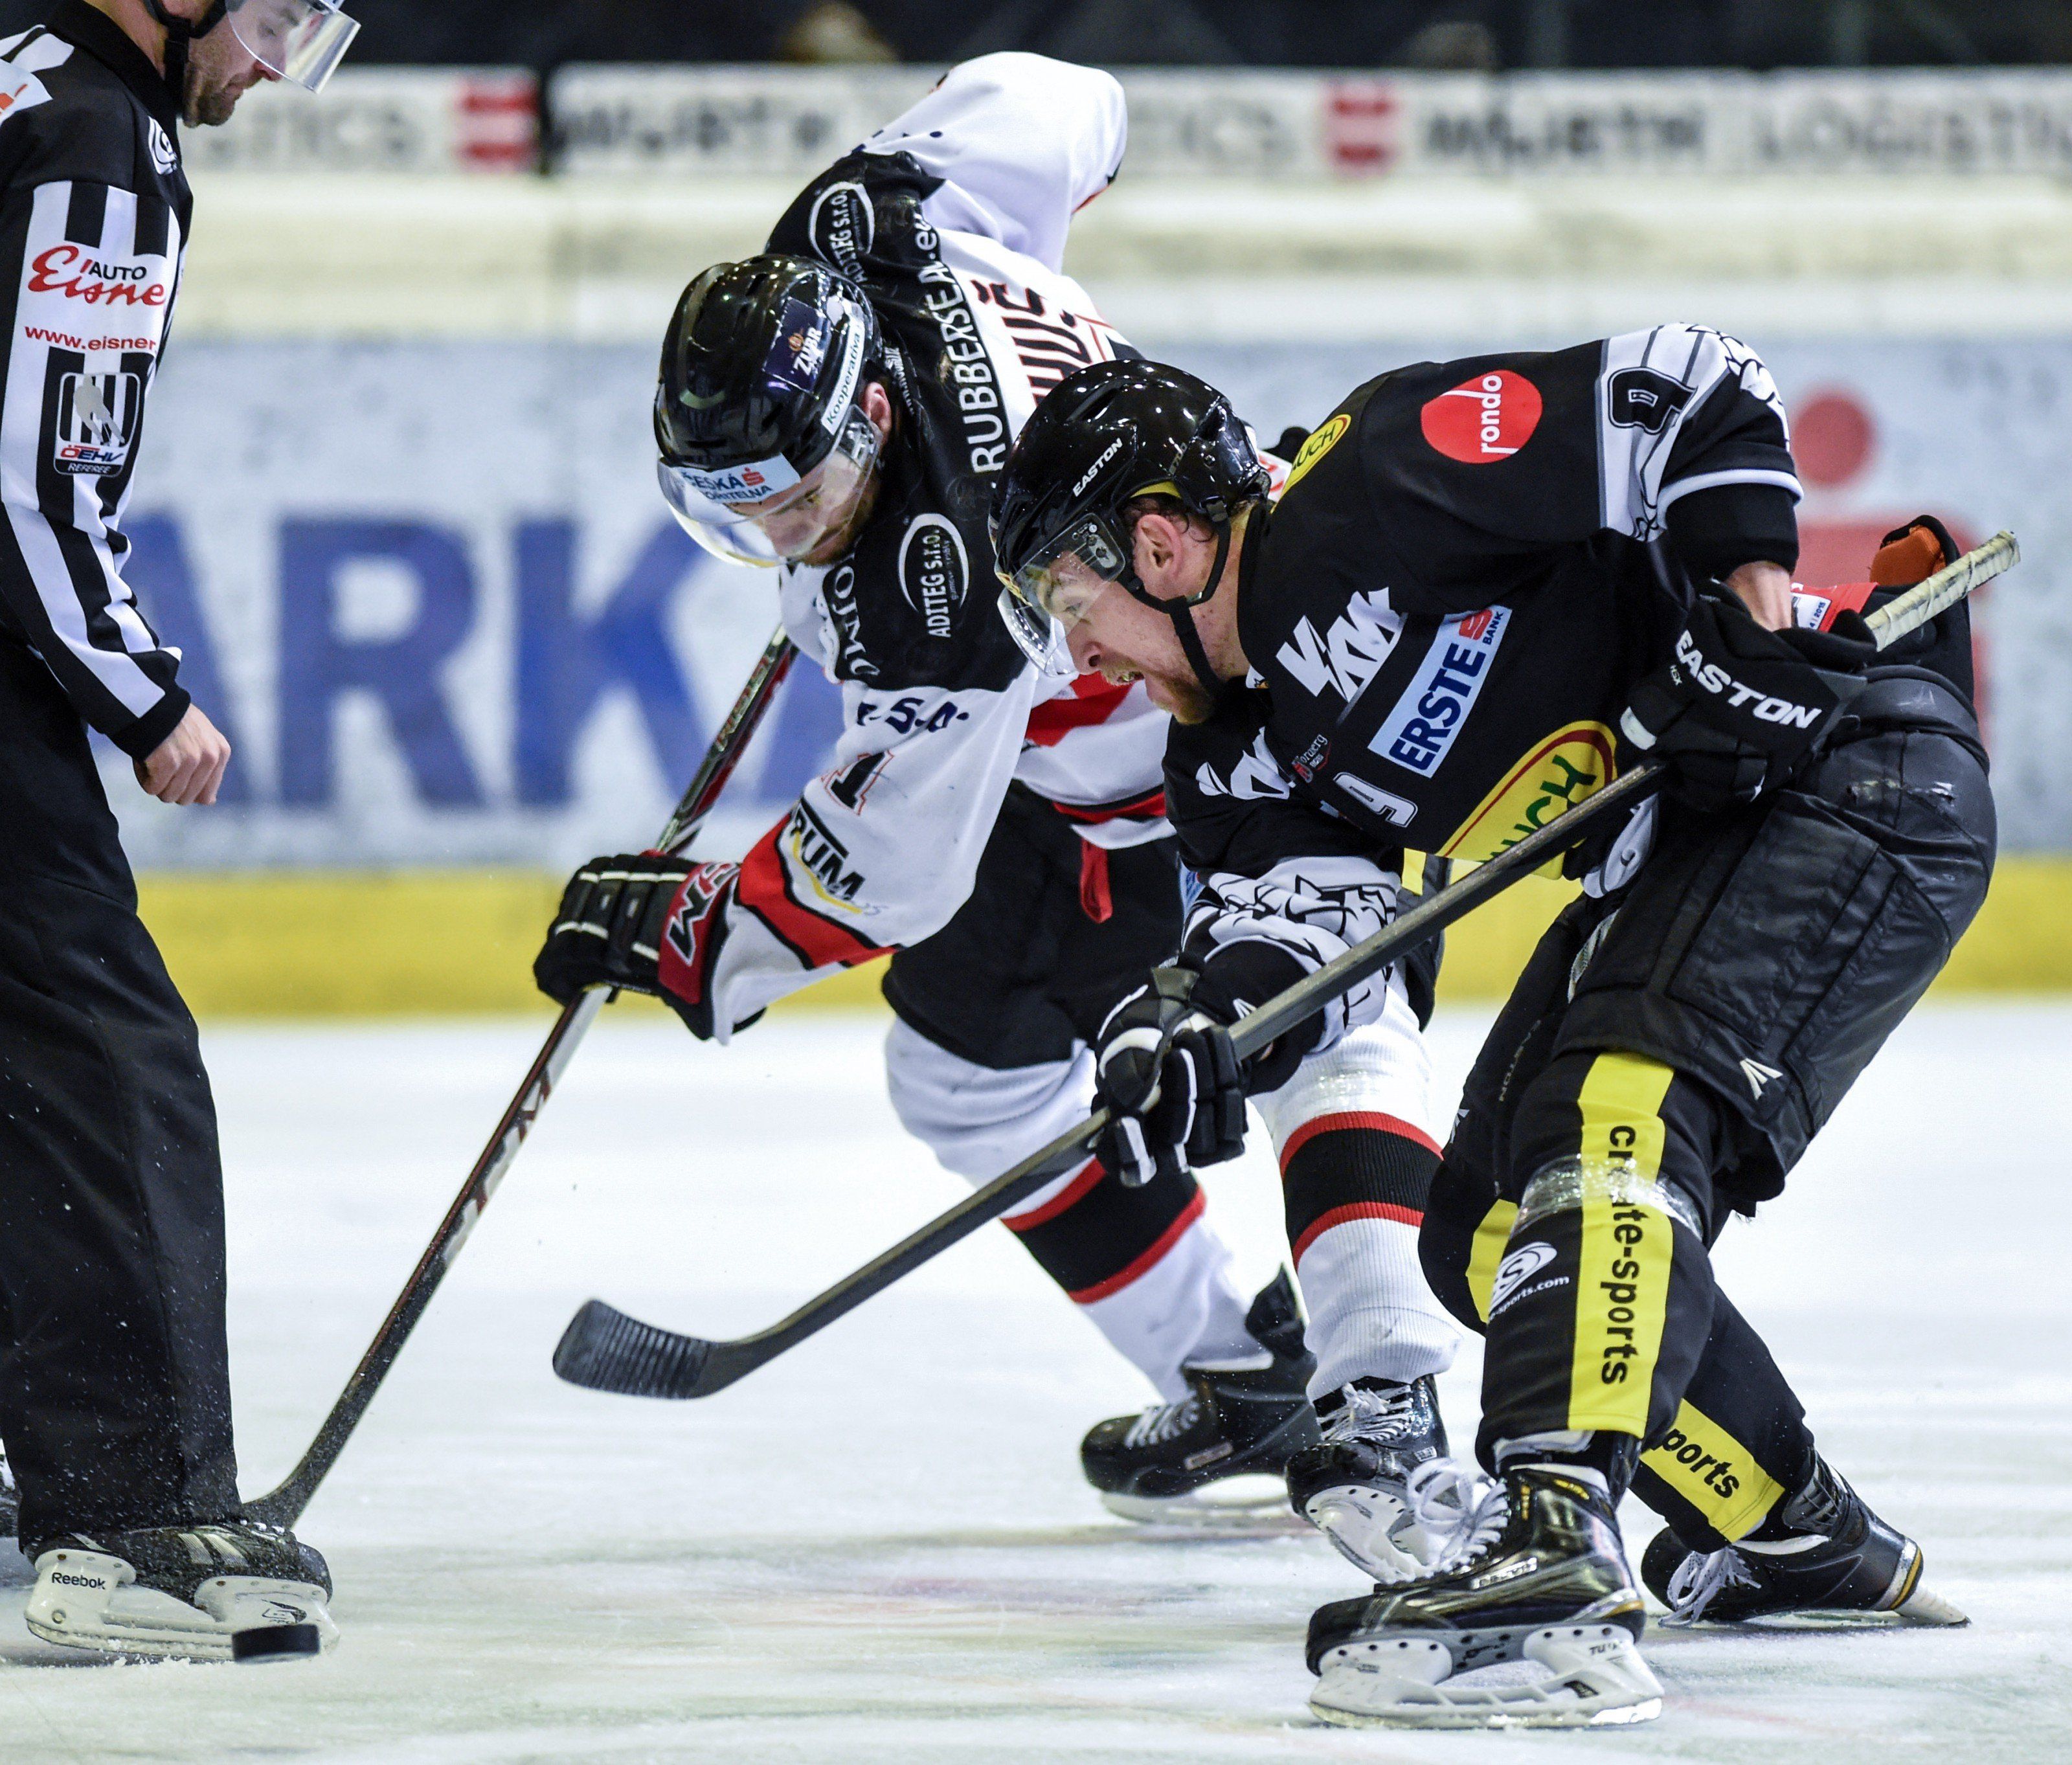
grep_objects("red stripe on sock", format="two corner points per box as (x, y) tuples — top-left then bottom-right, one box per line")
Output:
(1279, 1110), (1441, 1172)
(1067, 1190), (1206, 1304)
(1291, 1201), (1424, 1266)
(1003, 1158), (1105, 1231)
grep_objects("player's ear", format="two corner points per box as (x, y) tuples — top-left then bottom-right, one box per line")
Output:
(861, 380), (895, 441)
(1134, 511), (1181, 587)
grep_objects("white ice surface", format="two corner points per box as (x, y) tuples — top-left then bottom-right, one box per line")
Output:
(3, 1002), (2070, 1762)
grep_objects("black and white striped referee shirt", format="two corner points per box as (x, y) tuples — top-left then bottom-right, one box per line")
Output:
(0, 0), (192, 760)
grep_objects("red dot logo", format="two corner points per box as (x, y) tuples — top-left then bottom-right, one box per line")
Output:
(1421, 370), (1544, 465)
(1791, 391), (1875, 489)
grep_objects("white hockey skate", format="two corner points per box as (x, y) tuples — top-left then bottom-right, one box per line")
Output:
(1284, 1377), (1487, 1581)
(1306, 1468), (1663, 1729)
(25, 1521), (337, 1662)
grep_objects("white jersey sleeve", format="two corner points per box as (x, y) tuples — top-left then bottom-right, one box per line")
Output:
(862, 53), (1125, 274)
(697, 573), (1039, 1040)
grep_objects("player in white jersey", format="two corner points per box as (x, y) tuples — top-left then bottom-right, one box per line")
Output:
(534, 55), (1463, 1519)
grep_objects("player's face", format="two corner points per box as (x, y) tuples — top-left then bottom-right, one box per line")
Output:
(734, 448), (874, 565)
(1064, 584), (1217, 723)
(661, 382), (894, 569)
(183, 6), (278, 128)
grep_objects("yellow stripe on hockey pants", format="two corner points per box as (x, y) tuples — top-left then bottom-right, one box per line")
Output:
(1565, 1053), (1677, 1437)
(1463, 1190), (1786, 1542)
(1464, 1198), (1518, 1325)
(1639, 1400), (1788, 1542)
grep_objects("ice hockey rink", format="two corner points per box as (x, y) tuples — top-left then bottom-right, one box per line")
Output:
(2, 1001), (2066, 1762)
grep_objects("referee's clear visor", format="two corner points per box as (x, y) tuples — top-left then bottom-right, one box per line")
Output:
(226, 0), (361, 93)
(659, 407), (882, 568)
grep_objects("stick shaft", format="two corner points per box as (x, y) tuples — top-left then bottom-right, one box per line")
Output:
(247, 627), (798, 1524)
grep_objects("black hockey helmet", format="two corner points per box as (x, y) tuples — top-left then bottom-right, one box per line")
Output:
(655, 255), (886, 567)
(989, 359), (1268, 671)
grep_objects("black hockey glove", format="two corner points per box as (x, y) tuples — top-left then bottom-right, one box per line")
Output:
(534, 853), (744, 1040)
(1092, 964), (1248, 1189)
(1621, 593), (1873, 813)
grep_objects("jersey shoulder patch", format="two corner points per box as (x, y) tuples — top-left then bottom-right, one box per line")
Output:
(768, 151), (941, 283)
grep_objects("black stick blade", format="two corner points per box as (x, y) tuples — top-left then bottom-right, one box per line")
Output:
(553, 1299), (714, 1399)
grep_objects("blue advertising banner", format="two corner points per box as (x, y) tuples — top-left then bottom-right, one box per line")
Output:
(105, 334), (2072, 866)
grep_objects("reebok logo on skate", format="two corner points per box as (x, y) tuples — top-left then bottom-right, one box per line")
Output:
(47, 1570), (109, 1590)
(1184, 1443), (1234, 1472)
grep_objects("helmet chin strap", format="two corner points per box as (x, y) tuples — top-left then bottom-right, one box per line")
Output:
(1127, 517), (1236, 701)
(144, 0), (229, 102)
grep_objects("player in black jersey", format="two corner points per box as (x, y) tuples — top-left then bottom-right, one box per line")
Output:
(0, 0), (357, 1661)
(991, 335), (1993, 1726)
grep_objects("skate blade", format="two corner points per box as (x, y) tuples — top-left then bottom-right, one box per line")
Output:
(1311, 1624), (1663, 1731)
(25, 1553), (338, 1663)
(1301, 1487), (1425, 1584)
(1099, 1477), (1307, 1532)
(1729, 1588), (1970, 1633)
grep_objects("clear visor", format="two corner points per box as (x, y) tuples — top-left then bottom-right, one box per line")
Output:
(995, 587), (1074, 674)
(998, 513), (1134, 628)
(226, 0), (361, 93)
(659, 409), (881, 568)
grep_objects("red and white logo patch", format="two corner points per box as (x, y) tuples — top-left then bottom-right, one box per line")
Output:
(1419, 370), (1543, 465)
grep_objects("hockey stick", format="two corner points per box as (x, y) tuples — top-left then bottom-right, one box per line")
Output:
(552, 532), (2018, 1403)
(245, 625), (798, 1527)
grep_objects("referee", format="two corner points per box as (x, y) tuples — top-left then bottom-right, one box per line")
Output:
(0, 0), (358, 1661)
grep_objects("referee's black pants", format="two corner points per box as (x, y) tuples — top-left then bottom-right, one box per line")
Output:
(0, 640), (239, 1545)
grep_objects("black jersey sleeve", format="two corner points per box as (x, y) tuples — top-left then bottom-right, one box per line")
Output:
(0, 27), (192, 758)
(1166, 696), (1418, 1070)
(1332, 324), (1801, 614)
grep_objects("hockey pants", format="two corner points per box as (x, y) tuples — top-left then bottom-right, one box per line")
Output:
(1421, 682), (1994, 1549)
(881, 787), (1252, 1399)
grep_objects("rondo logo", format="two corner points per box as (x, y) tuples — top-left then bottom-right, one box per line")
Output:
(1420, 370), (1542, 464)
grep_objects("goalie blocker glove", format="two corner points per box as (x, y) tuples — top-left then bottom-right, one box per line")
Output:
(533, 854), (747, 1041)
(1620, 592), (1873, 813)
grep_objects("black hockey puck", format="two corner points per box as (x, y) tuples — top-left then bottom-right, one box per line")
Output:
(232, 1622), (322, 1663)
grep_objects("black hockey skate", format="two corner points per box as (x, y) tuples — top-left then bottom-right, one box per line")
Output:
(1081, 1270), (1320, 1527)
(1641, 1454), (1966, 1628)
(24, 1519), (337, 1661)
(1306, 1467), (1662, 1729)
(1287, 1375), (1483, 1583)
